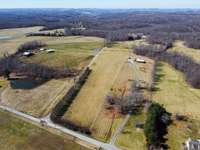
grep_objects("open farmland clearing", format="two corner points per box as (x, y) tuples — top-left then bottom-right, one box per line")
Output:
(63, 41), (155, 141)
(21, 42), (103, 69)
(0, 26), (104, 57)
(153, 62), (200, 119)
(150, 62), (200, 149)
(63, 47), (130, 137)
(0, 36), (103, 118)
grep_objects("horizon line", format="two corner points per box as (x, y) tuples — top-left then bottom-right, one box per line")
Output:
(0, 7), (200, 10)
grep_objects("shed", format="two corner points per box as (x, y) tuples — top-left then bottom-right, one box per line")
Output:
(23, 51), (34, 57)
(46, 49), (55, 53)
(135, 58), (146, 63)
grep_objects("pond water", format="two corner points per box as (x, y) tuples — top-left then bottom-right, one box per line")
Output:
(0, 35), (13, 40)
(10, 78), (46, 89)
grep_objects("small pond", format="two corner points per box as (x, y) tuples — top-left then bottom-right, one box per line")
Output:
(0, 35), (13, 40)
(10, 78), (46, 89)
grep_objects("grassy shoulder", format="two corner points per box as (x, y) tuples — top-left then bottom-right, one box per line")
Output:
(116, 113), (146, 150)
(0, 109), (90, 150)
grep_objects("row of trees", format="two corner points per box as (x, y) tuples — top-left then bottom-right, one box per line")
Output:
(144, 103), (171, 149)
(50, 67), (92, 134)
(134, 44), (200, 88)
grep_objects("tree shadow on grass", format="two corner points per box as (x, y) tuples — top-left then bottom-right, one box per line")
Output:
(152, 62), (165, 92)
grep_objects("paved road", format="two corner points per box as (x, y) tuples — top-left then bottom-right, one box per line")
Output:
(110, 114), (131, 145)
(0, 104), (120, 150)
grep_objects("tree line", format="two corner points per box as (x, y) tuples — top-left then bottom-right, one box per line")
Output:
(50, 67), (92, 134)
(134, 44), (200, 88)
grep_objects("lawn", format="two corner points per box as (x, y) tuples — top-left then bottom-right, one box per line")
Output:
(0, 109), (90, 150)
(116, 113), (146, 150)
(169, 41), (200, 63)
(22, 42), (103, 69)
(166, 118), (200, 150)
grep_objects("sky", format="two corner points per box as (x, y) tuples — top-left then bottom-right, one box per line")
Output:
(0, 0), (200, 9)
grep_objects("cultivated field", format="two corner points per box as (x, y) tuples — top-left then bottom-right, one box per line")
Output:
(0, 109), (90, 150)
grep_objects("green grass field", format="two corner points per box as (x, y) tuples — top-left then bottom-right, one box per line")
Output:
(0, 110), (90, 150)
(152, 62), (200, 149)
(153, 62), (200, 119)
(21, 42), (103, 69)
(116, 113), (146, 150)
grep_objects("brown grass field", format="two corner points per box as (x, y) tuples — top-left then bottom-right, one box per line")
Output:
(0, 78), (74, 118)
(63, 47), (130, 139)
(0, 109), (90, 150)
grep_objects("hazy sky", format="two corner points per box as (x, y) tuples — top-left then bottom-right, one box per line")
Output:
(0, 0), (200, 9)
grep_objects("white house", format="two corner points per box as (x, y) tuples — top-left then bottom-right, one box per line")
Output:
(185, 138), (200, 150)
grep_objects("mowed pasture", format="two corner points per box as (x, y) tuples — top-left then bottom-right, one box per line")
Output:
(0, 110), (90, 150)
(63, 47), (130, 138)
(153, 62), (200, 120)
